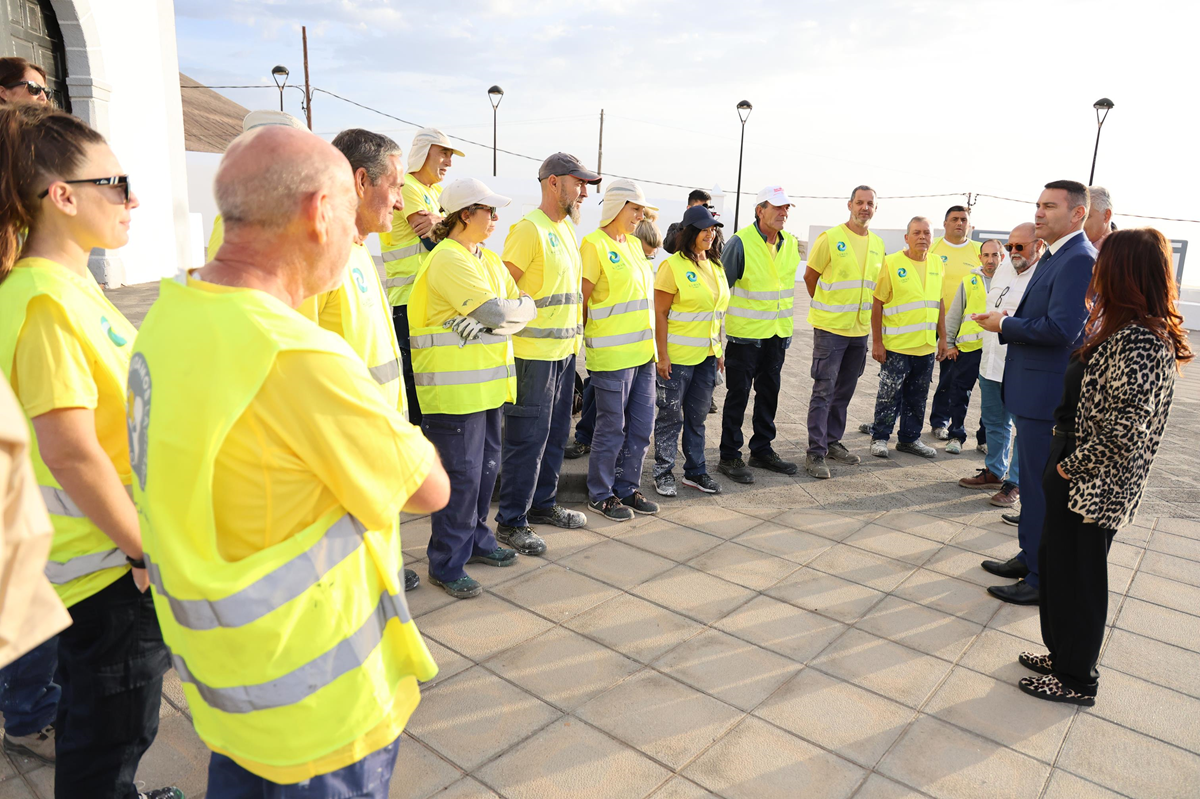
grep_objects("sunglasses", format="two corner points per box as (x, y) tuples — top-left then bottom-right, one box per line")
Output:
(4, 80), (48, 98)
(38, 175), (132, 203)
(1004, 242), (1032, 253)
(469, 204), (498, 217)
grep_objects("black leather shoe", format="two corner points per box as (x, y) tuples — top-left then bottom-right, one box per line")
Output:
(981, 556), (1028, 579)
(987, 579), (1039, 605)
(404, 568), (420, 592)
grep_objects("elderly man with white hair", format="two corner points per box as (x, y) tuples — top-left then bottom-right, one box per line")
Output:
(130, 125), (449, 796)
(1085, 186), (1115, 250)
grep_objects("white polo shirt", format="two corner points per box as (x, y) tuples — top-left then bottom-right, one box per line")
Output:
(980, 259), (1040, 382)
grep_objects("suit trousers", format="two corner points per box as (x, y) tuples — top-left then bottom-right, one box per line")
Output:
(1012, 413), (1054, 588)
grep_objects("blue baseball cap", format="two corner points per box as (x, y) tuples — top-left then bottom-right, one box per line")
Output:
(680, 205), (723, 230)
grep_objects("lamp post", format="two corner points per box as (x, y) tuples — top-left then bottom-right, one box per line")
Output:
(488, 85), (504, 177)
(734, 100), (753, 229)
(1089, 97), (1114, 185)
(271, 65), (289, 112)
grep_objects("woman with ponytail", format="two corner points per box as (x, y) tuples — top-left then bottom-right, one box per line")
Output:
(0, 103), (180, 798)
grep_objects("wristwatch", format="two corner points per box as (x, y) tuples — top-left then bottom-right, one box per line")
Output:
(126, 555), (146, 569)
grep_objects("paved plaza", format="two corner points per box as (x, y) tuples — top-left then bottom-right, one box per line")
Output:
(3, 283), (1198, 798)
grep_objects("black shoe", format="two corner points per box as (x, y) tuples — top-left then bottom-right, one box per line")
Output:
(589, 496), (634, 522)
(1019, 651), (1054, 676)
(564, 440), (591, 459)
(496, 524), (548, 556)
(138, 790), (185, 799)
(718, 457), (755, 484)
(709, 398), (718, 414)
(682, 473), (721, 494)
(621, 490), (659, 515)
(980, 556), (1028, 579)
(467, 547), (518, 567)
(527, 504), (587, 529)
(404, 568), (420, 591)
(748, 451), (799, 475)
(987, 579), (1039, 605)
(1002, 512), (1021, 527)
(428, 574), (483, 599)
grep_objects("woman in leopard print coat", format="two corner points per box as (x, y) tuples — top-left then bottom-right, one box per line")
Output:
(1019, 228), (1192, 707)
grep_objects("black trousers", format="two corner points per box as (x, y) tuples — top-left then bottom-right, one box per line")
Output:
(55, 573), (171, 798)
(1038, 436), (1116, 696)
(392, 305), (422, 426)
(719, 337), (787, 461)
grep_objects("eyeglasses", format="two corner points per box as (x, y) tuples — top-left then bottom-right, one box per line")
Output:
(4, 80), (49, 98)
(1004, 242), (1032, 253)
(38, 175), (132, 203)
(993, 286), (1011, 308)
(468, 204), (498, 218)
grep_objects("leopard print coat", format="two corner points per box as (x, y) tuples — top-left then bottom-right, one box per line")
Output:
(1058, 323), (1178, 530)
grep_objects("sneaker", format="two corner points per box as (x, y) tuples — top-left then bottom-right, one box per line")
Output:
(495, 524), (548, 556)
(621, 491), (659, 515)
(138, 789), (185, 799)
(858, 422), (872, 435)
(3, 724), (54, 764)
(990, 482), (1020, 508)
(403, 568), (420, 592)
(709, 398), (718, 414)
(896, 440), (937, 459)
(718, 457), (755, 484)
(958, 468), (1002, 489)
(805, 454), (831, 479)
(427, 574), (483, 599)
(870, 439), (889, 458)
(467, 547), (518, 567)
(945, 439), (962, 455)
(826, 441), (860, 465)
(748, 451), (799, 475)
(655, 473), (678, 497)
(527, 504), (587, 529)
(563, 440), (591, 460)
(589, 496), (634, 522)
(976, 441), (988, 455)
(932, 426), (950, 441)
(1002, 512), (1021, 527)
(682, 473), (721, 494)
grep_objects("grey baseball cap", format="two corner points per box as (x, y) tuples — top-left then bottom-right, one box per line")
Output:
(538, 152), (601, 184)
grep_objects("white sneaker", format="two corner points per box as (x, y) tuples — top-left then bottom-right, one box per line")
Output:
(3, 724), (55, 764)
(976, 441), (988, 455)
(870, 439), (889, 458)
(946, 440), (962, 455)
(932, 427), (950, 441)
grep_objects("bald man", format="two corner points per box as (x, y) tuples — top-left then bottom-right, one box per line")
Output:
(130, 126), (449, 795)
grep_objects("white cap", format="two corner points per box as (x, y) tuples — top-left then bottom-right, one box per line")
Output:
(408, 127), (465, 175)
(242, 110), (306, 132)
(599, 179), (659, 226)
(756, 185), (794, 207)
(438, 178), (511, 215)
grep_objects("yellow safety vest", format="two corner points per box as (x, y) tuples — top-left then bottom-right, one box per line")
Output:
(511, 210), (583, 361)
(725, 224), (800, 339)
(881, 252), (943, 351)
(807, 224), (885, 333)
(954, 272), (988, 353)
(318, 243), (406, 414)
(662, 253), (730, 366)
(407, 240), (517, 415)
(379, 178), (442, 306)
(0, 260), (133, 607)
(130, 276), (437, 782)
(582, 230), (655, 372)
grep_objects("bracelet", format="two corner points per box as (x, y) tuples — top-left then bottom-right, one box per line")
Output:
(126, 556), (146, 569)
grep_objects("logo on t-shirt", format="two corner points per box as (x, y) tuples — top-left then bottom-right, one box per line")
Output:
(836, 241), (847, 252)
(352, 267), (368, 294)
(608, 250), (621, 264)
(940, 255), (948, 264)
(101, 316), (127, 347)
(686, 271), (698, 282)
(897, 267), (908, 278)
(547, 231), (560, 249)
(970, 276), (978, 285)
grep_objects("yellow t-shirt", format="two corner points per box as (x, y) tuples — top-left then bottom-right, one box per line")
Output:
(581, 230), (647, 307)
(807, 225), (873, 337)
(420, 242), (520, 327)
(502, 216), (580, 297)
(874, 253), (936, 357)
(380, 177), (443, 252)
(654, 255), (723, 358)
(929, 237), (982, 310)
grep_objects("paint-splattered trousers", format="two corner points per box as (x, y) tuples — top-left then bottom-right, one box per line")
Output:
(654, 355), (718, 479)
(869, 351), (935, 444)
(587, 361), (656, 503)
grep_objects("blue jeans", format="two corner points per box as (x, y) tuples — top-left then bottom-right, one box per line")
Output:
(574, 377), (596, 445)
(978, 377), (1019, 483)
(870, 352), (935, 444)
(945, 348), (982, 443)
(587, 361), (655, 502)
(653, 356), (717, 479)
(207, 736), (400, 798)
(0, 636), (59, 735)
(929, 355), (958, 430)
(497, 355), (576, 528)
(422, 408), (501, 582)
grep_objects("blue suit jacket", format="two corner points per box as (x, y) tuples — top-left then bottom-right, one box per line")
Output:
(999, 231), (1097, 420)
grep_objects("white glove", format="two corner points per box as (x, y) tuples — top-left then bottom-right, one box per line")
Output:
(444, 316), (487, 346)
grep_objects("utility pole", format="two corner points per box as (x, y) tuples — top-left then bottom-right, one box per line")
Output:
(302, 26), (313, 131)
(597, 109), (604, 181)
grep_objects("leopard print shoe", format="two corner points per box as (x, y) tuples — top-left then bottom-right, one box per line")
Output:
(1018, 674), (1096, 706)
(1019, 652), (1054, 675)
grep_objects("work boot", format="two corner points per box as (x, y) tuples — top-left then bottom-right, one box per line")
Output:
(496, 524), (548, 556)
(428, 574), (483, 599)
(3, 725), (54, 764)
(655, 474), (678, 497)
(718, 457), (754, 484)
(932, 426), (950, 441)
(945, 440), (963, 455)
(403, 568), (420, 592)
(748, 451), (799, 475)
(563, 440), (591, 460)
(621, 490), (660, 515)
(826, 441), (860, 465)
(858, 422), (872, 435)
(896, 440), (937, 459)
(958, 468), (1002, 489)
(870, 439), (889, 458)
(137, 789), (185, 799)
(527, 504), (587, 529)
(467, 547), (518, 567)
(709, 398), (718, 414)
(990, 482), (1020, 508)
(682, 473), (721, 494)
(589, 496), (634, 522)
(805, 454), (831, 479)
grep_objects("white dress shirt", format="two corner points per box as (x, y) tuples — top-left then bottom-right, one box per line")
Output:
(981, 259), (1040, 382)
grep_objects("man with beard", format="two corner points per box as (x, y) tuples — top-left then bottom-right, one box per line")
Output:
(496, 153), (600, 556)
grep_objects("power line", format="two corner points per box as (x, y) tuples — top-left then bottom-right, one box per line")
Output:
(975, 193), (1200, 224)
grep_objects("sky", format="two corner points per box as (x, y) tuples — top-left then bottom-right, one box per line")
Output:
(174, 0), (1200, 257)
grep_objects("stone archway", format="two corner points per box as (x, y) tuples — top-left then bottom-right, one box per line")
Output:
(46, 0), (110, 136)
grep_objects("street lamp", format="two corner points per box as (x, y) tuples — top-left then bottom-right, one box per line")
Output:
(271, 65), (289, 112)
(488, 85), (504, 177)
(734, 100), (753, 229)
(1089, 97), (1114, 185)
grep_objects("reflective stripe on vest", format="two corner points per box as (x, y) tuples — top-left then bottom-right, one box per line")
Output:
(368, 357), (401, 385)
(384, 275), (416, 289)
(587, 298), (649, 320)
(955, 273), (989, 353)
(45, 548), (125, 584)
(806, 225), (885, 333)
(726, 225), (800, 339)
(511, 210), (583, 361)
(882, 300), (940, 316)
(661, 253), (730, 366)
(381, 243), (423, 262)
(534, 292), (582, 308)
(512, 324), (582, 340)
(810, 299), (870, 314)
(585, 329), (654, 349)
(668, 309), (724, 323)
(40, 485), (83, 517)
(412, 363), (513, 387)
(731, 287), (796, 302)
(726, 306), (788, 321)
(957, 331), (984, 343)
(882, 321), (938, 336)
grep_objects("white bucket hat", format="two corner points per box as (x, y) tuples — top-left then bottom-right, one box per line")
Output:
(438, 178), (511, 216)
(599, 178), (658, 226)
(242, 110), (306, 132)
(408, 127), (465, 175)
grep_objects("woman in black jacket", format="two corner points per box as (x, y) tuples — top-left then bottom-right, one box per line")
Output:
(1019, 228), (1192, 706)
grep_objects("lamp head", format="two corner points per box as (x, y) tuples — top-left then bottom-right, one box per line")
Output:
(737, 99), (753, 123)
(1093, 97), (1114, 110)
(271, 65), (289, 89)
(488, 85), (504, 109)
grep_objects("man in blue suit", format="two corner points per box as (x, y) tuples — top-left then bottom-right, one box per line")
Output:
(971, 181), (1096, 605)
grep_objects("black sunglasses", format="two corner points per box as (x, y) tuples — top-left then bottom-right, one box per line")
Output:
(38, 175), (132, 203)
(468, 204), (497, 217)
(1004, 242), (1031, 253)
(4, 80), (48, 98)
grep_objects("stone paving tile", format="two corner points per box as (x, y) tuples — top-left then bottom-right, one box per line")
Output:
(729, 521), (836, 565)
(406, 573), (460, 618)
(683, 716), (866, 799)
(616, 520), (725, 562)
(537, 524), (608, 561)
(872, 510), (965, 543)
(853, 773), (931, 798)
(386, 736), (462, 798)
(659, 504), (766, 539)
(491, 563), (621, 623)
(467, 553), (546, 590)
(1041, 769), (1125, 799)
(424, 637), (474, 687)
(1137, 548), (1200, 586)
(652, 628), (800, 711)
(891, 569), (1000, 626)
(842, 524), (944, 566)
(574, 671), (743, 770)
(406, 666), (560, 771)
(946, 526), (1018, 560)
(765, 567), (886, 623)
(1100, 628), (1200, 698)
(1155, 516), (1200, 540)
(484, 627), (641, 712)
(646, 776), (722, 798)
(565, 593), (705, 664)
(685, 540), (801, 590)
(877, 714), (1051, 799)
(1115, 596), (1200, 651)
(0, 778), (35, 799)
(754, 668), (914, 768)
(958, 628), (1043, 683)
(428, 777), (502, 798)
(474, 717), (672, 799)
(1147, 529), (1200, 562)
(630, 565), (757, 625)
(923, 546), (996, 587)
(809, 544), (918, 593)
(556, 538), (676, 590)
(416, 593), (555, 662)
(1127, 570), (1200, 616)
(1084, 669), (1200, 753)
(767, 508), (870, 541)
(811, 629), (955, 709)
(1057, 714), (1200, 799)
(1108, 540), (1143, 570)
(713, 594), (848, 663)
(855, 596), (983, 661)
